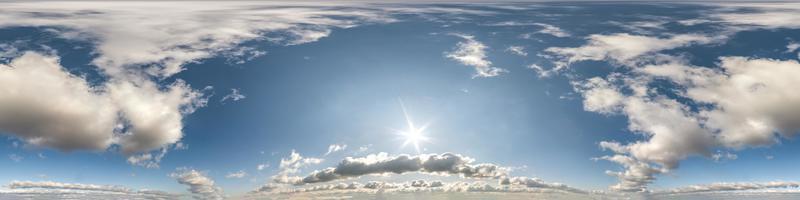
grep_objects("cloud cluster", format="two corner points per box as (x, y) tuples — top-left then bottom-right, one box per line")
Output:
(538, 4), (800, 190)
(562, 40), (800, 192)
(446, 34), (507, 77)
(4, 181), (175, 199)
(0, 1), (389, 165)
(171, 168), (224, 200)
(0, 52), (207, 155)
(0, 0), (504, 167)
(280, 152), (507, 185)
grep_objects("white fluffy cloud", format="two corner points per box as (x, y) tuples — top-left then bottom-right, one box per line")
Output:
(272, 150), (324, 184)
(171, 168), (224, 200)
(0, 53), (118, 151)
(445, 34), (507, 77)
(0, 52), (207, 155)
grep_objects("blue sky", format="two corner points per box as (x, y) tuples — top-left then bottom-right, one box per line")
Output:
(1, 1), (800, 199)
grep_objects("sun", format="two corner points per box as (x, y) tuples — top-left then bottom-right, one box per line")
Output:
(394, 100), (431, 153)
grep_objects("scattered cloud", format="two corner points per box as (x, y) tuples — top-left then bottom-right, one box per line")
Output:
(126, 147), (168, 169)
(445, 33), (506, 78)
(785, 42), (800, 53)
(545, 33), (719, 71)
(272, 150), (323, 184)
(171, 168), (224, 200)
(358, 144), (372, 153)
(533, 23), (570, 38)
(711, 151), (738, 162)
(220, 88), (246, 103)
(8, 154), (22, 162)
(324, 144), (347, 156)
(505, 46), (527, 56)
(257, 164), (269, 171)
(226, 170), (247, 179)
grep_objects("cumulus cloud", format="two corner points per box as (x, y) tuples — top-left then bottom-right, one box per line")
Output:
(445, 34), (507, 77)
(220, 88), (246, 103)
(279, 152), (508, 185)
(0, 51), (208, 159)
(324, 144), (347, 156)
(272, 150), (324, 184)
(171, 168), (224, 200)
(0, 53), (119, 151)
(4, 181), (175, 199)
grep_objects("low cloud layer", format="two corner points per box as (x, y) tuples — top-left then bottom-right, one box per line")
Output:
(659, 181), (800, 195)
(252, 179), (586, 197)
(3, 181), (175, 199)
(281, 152), (507, 185)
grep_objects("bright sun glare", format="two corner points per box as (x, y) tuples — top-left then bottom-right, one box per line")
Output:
(395, 100), (431, 153)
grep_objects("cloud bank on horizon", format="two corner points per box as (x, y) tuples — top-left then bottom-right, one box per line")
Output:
(1, 1), (800, 199)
